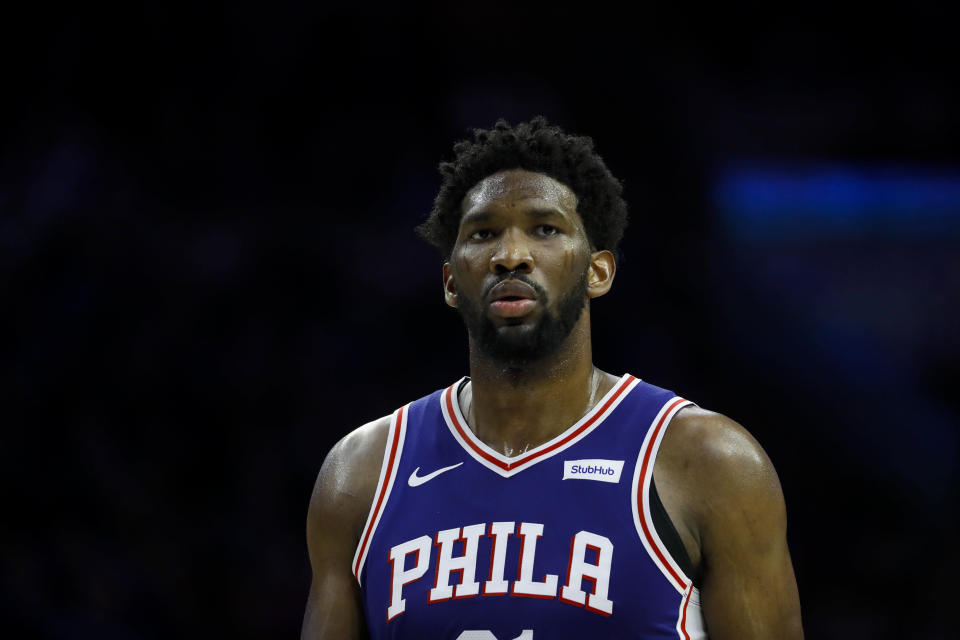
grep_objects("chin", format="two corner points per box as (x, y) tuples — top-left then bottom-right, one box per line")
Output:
(496, 324), (537, 344)
(482, 324), (551, 362)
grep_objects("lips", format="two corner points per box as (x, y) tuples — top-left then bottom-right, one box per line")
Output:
(487, 280), (538, 318)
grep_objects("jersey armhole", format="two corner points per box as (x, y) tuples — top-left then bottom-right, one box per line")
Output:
(351, 405), (409, 585)
(631, 396), (698, 594)
(649, 475), (701, 588)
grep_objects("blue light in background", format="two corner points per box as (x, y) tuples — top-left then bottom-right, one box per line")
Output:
(710, 162), (960, 500)
(715, 165), (960, 241)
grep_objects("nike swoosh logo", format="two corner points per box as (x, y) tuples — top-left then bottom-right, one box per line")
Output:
(408, 462), (464, 487)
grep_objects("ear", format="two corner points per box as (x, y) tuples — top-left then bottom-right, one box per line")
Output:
(442, 262), (458, 308)
(586, 250), (616, 299)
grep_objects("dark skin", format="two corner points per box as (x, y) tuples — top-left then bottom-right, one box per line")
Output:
(302, 169), (804, 639)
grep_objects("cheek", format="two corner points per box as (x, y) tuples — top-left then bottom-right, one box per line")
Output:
(457, 244), (485, 266)
(556, 238), (589, 273)
(450, 247), (487, 286)
(537, 242), (590, 298)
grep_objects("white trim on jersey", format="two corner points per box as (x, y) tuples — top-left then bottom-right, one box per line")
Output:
(352, 404), (409, 585)
(440, 374), (641, 478)
(676, 585), (708, 640)
(630, 396), (696, 595)
(631, 396), (709, 637)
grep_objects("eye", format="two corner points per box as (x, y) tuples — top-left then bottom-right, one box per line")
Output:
(535, 224), (559, 237)
(469, 229), (494, 241)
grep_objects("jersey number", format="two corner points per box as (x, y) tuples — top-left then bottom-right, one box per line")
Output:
(456, 631), (533, 640)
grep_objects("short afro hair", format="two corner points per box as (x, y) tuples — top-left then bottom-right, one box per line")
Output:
(416, 116), (628, 259)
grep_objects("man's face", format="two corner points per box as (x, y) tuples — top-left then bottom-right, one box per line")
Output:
(443, 169), (595, 365)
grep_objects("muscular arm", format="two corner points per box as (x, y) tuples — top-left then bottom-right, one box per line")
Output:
(657, 408), (804, 639)
(301, 417), (390, 640)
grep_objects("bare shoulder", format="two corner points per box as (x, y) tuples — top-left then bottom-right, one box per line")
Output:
(662, 406), (780, 487)
(308, 414), (393, 541)
(660, 406), (786, 532)
(658, 406), (786, 542)
(302, 415), (393, 638)
(660, 411), (803, 637)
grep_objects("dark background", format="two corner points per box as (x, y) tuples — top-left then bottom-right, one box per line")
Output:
(3, 3), (958, 638)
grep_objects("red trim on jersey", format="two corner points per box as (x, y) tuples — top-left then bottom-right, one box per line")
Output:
(445, 375), (636, 472)
(679, 587), (692, 640)
(636, 397), (690, 592)
(354, 407), (405, 581)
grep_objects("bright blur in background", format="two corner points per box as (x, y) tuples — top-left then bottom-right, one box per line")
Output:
(2, 3), (957, 638)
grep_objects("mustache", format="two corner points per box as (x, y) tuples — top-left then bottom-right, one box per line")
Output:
(482, 271), (547, 300)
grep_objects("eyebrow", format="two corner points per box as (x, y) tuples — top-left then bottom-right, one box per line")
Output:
(460, 210), (495, 226)
(460, 206), (567, 226)
(527, 207), (565, 220)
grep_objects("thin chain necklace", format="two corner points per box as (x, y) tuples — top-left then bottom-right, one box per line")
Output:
(462, 368), (602, 428)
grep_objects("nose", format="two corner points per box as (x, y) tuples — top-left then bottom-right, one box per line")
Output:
(490, 227), (533, 275)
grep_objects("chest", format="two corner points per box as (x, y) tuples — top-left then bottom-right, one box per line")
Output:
(353, 378), (698, 639)
(362, 445), (677, 638)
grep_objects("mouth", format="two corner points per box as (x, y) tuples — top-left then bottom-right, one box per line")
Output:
(487, 280), (539, 318)
(489, 298), (537, 317)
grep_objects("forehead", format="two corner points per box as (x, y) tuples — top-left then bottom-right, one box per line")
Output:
(461, 169), (579, 218)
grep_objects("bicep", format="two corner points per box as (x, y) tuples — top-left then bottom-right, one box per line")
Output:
(701, 484), (803, 640)
(691, 414), (803, 640)
(301, 429), (385, 640)
(302, 502), (367, 640)
(302, 566), (366, 639)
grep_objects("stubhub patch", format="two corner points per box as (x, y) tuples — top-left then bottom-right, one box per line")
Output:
(562, 459), (625, 483)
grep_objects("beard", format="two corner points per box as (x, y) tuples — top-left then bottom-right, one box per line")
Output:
(455, 268), (589, 367)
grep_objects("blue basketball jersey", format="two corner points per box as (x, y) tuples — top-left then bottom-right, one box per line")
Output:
(353, 374), (708, 640)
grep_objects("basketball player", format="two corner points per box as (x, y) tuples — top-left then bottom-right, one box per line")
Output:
(302, 118), (804, 639)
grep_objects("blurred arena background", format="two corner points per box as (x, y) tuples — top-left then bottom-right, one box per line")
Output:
(2, 3), (957, 637)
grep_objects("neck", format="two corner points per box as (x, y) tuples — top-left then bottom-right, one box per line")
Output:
(461, 314), (617, 457)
